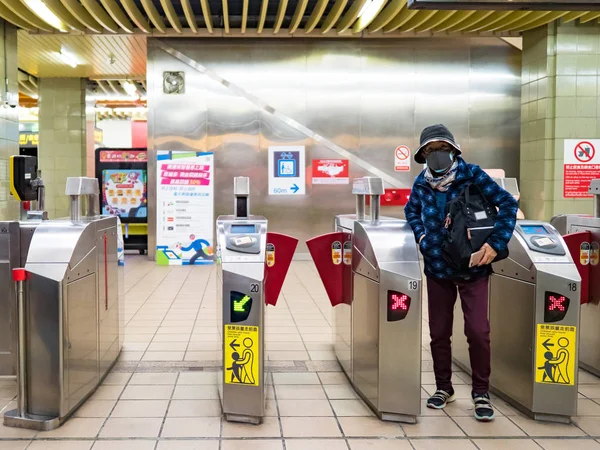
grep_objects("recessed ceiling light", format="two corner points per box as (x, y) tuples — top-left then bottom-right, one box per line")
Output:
(358, 0), (374, 18)
(58, 46), (77, 68)
(122, 81), (138, 97)
(23, 0), (68, 32)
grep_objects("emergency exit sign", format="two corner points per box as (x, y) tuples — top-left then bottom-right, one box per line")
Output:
(408, 0), (600, 10)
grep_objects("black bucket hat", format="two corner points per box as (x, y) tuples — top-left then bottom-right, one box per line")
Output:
(414, 124), (461, 164)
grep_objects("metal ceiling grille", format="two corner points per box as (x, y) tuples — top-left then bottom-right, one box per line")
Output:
(1, 0), (598, 36)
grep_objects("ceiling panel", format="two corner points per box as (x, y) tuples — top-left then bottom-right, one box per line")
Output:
(17, 31), (147, 77)
(6, 0), (598, 79)
(3, 0), (596, 37)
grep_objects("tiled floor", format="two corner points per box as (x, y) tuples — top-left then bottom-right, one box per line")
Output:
(0, 256), (600, 449)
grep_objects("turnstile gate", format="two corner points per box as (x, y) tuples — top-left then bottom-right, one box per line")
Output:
(217, 177), (297, 424)
(4, 177), (123, 431)
(453, 220), (580, 423)
(307, 177), (422, 423)
(550, 179), (600, 376)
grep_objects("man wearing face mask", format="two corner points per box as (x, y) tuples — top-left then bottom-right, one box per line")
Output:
(405, 124), (518, 422)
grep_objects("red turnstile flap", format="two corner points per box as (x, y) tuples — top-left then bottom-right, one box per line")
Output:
(264, 232), (299, 306)
(306, 232), (346, 307)
(563, 231), (591, 305)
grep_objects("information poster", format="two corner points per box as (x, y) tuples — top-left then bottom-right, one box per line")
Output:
(564, 139), (600, 198)
(312, 159), (349, 185)
(268, 146), (306, 195)
(156, 151), (214, 265)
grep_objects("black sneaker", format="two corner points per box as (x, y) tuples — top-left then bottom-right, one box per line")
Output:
(426, 389), (455, 409)
(472, 392), (495, 422)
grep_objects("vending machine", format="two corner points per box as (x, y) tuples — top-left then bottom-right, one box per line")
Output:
(95, 148), (148, 253)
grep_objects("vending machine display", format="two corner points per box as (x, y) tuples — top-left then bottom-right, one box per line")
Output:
(96, 148), (148, 253)
(102, 169), (147, 218)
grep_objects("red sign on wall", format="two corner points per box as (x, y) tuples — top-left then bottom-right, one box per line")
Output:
(312, 159), (349, 185)
(564, 140), (600, 198)
(100, 150), (147, 163)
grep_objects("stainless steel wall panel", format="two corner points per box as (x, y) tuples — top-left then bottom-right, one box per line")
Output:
(147, 38), (521, 258)
(468, 38), (522, 175)
(414, 39), (470, 169)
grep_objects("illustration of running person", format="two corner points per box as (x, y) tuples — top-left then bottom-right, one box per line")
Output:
(181, 239), (212, 264)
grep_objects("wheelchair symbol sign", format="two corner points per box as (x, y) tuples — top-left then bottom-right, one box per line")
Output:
(275, 151), (298, 178)
(268, 146), (305, 196)
(278, 159), (296, 177)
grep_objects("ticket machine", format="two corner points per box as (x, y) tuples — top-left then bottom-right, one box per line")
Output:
(217, 177), (297, 424)
(307, 177), (422, 423)
(453, 221), (580, 423)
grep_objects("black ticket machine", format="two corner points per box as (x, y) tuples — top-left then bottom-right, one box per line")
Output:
(9, 155), (46, 220)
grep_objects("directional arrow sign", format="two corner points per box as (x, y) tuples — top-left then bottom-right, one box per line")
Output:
(229, 339), (240, 352)
(542, 338), (554, 352)
(233, 295), (251, 312)
(290, 184), (299, 194)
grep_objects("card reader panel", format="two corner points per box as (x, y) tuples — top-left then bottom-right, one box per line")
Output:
(225, 223), (261, 254)
(515, 224), (566, 256)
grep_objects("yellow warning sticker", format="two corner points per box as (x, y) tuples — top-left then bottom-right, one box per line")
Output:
(535, 324), (576, 386)
(266, 243), (275, 267)
(224, 324), (260, 386)
(592, 242), (599, 266)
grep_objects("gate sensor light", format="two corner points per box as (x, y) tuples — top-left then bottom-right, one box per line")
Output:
(544, 291), (570, 323)
(387, 291), (411, 322)
(231, 291), (253, 323)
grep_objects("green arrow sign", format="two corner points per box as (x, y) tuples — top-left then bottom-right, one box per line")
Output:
(233, 295), (251, 313)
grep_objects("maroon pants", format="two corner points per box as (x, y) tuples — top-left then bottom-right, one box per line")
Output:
(427, 275), (491, 394)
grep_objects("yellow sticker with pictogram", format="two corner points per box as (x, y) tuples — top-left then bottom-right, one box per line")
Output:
(535, 324), (576, 386)
(224, 324), (260, 386)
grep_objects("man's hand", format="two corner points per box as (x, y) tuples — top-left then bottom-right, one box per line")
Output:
(478, 243), (497, 266)
(419, 235), (426, 244)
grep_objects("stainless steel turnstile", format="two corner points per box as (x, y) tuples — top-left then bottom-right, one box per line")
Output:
(4, 177), (123, 431)
(308, 177), (422, 423)
(217, 177), (268, 424)
(453, 220), (580, 423)
(551, 179), (600, 376)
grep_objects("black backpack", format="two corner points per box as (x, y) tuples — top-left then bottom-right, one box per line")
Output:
(442, 183), (509, 272)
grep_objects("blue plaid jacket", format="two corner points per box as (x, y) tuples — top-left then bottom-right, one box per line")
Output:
(404, 157), (518, 280)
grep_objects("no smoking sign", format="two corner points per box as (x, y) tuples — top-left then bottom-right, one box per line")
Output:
(394, 145), (411, 172)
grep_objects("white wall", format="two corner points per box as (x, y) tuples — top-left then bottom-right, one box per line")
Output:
(97, 119), (132, 148)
